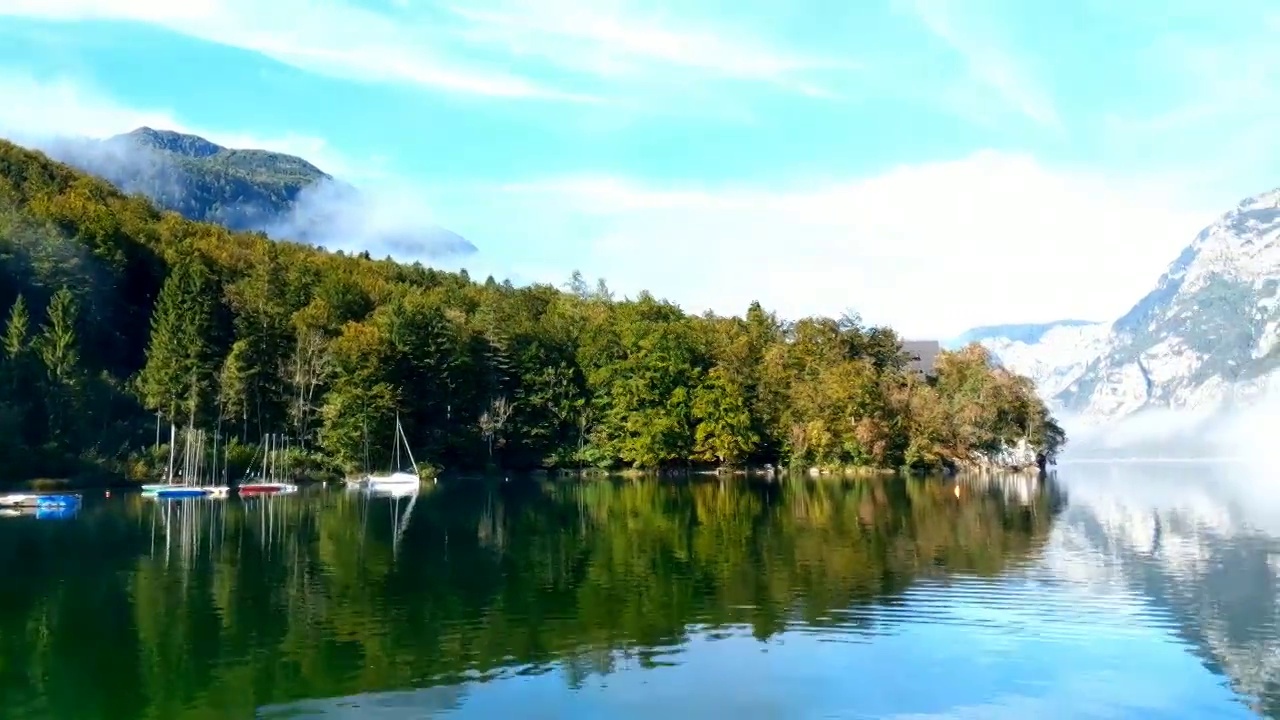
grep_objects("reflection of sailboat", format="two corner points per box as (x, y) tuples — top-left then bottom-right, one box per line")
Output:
(239, 433), (299, 496)
(366, 414), (422, 491)
(366, 482), (420, 558)
(240, 485), (296, 555)
(147, 494), (229, 567)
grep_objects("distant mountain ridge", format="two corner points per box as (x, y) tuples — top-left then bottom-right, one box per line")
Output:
(958, 189), (1280, 420)
(29, 127), (477, 259)
(947, 320), (1098, 350)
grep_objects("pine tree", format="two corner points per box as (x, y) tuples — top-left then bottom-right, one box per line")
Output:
(138, 258), (218, 427)
(36, 288), (81, 439)
(3, 294), (28, 362)
(38, 289), (79, 385)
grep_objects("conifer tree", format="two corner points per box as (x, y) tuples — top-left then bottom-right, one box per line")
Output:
(36, 288), (81, 439)
(3, 294), (28, 362)
(138, 258), (218, 427)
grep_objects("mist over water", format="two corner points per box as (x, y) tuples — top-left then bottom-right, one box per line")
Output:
(1057, 387), (1280, 465)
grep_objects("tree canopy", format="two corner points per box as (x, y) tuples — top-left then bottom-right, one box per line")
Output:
(0, 139), (1065, 483)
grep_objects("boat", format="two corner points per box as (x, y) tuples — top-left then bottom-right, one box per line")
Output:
(365, 414), (422, 491)
(239, 483), (298, 496)
(0, 505), (79, 519)
(238, 432), (298, 496)
(0, 493), (35, 507)
(142, 422), (218, 497)
(153, 487), (210, 499)
(35, 505), (79, 520)
(0, 492), (81, 508)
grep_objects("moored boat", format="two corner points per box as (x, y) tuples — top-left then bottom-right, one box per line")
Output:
(152, 487), (210, 499)
(0, 492), (82, 508)
(239, 482), (298, 496)
(364, 414), (423, 491)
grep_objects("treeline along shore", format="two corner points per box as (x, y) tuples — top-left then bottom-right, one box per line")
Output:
(0, 139), (1065, 486)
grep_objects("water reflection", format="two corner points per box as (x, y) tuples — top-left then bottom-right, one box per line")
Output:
(1050, 461), (1280, 717)
(0, 469), (1274, 718)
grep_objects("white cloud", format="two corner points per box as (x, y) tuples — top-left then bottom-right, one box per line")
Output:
(0, 0), (583, 101)
(0, 0), (848, 101)
(0, 71), (357, 178)
(445, 0), (854, 93)
(501, 153), (1211, 338)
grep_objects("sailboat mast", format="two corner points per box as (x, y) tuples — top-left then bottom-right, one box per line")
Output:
(182, 425), (192, 481)
(194, 431), (203, 485)
(394, 412), (401, 471)
(167, 422), (176, 483)
(398, 417), (419, 475)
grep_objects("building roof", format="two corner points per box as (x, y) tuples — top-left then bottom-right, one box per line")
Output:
(902, 339), (941, 375)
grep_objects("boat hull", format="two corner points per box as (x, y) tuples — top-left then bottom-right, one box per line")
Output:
(0, 493), (81, 508)
(366, 472), (420, 489)
(239, 483), (298, 496)
(152, 487), (211, 499)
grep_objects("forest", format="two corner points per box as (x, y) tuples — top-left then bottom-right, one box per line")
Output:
(0, 138), (1065, 485)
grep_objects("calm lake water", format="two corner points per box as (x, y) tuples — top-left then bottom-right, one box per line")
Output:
(2, 465), (1278, 719)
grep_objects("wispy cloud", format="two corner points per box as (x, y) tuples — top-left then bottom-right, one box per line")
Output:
(0, 0), (583, 101)
(445, 0), (856, 95)
(497, 154), (1208, 338)
(0, 0), (854, 102)
(896, 0), (1058, 128)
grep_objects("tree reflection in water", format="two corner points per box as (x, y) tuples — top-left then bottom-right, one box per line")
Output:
(0, 474), (1063, 719)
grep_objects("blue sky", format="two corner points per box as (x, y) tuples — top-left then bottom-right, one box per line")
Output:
(0, 0), (1278, 337)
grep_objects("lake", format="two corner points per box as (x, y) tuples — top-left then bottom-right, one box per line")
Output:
(1, 465), (1277, 719)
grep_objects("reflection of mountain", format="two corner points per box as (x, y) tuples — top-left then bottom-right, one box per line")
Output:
(1047, 464), (1280, 715)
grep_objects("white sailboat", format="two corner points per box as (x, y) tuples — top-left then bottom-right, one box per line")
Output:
(366, 414), (422, 491)
(143, 423), (215, 497)
(239, 433), (298, 495)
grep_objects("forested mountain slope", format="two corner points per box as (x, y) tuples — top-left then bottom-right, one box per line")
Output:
(36, 127), (476, 258)
(0, 139), (1062, 484)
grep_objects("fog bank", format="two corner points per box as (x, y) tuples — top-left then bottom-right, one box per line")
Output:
(1057, 380), (1280, 465)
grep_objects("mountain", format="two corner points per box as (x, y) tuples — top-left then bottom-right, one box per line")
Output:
(975, 321), (1112, 402)
(946, 319), (1098, 349)
(1057, 191), (1280, 417)
(961, 189), (1280, 420)
(32, 127), (477, 259)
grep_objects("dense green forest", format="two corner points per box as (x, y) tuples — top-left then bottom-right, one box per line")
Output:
(0, 138), (1064, 485)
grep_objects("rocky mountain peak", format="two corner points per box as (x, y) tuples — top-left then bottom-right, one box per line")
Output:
(121, 127), (225, 159)
(964, 186), (1280, 421)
